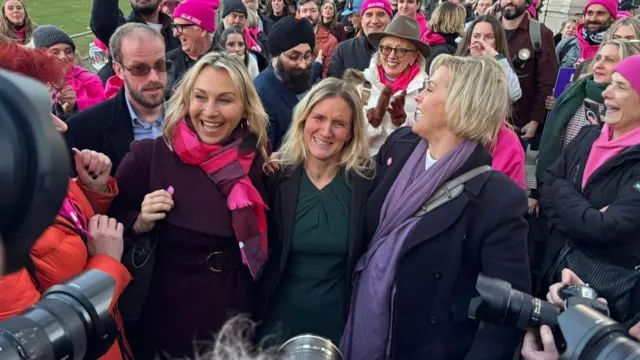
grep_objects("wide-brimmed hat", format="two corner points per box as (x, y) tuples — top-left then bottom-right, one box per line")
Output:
(367, 15), (431, 59)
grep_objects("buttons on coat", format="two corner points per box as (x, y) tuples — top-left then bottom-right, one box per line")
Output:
(428, 317), (437, 325)
(432, 271), (442, 279)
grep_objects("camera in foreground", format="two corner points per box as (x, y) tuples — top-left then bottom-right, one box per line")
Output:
(469, 274), (640, 359)
(0, 270), (118, 360)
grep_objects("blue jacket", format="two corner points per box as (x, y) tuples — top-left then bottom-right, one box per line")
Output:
(254, 63), (322, 150)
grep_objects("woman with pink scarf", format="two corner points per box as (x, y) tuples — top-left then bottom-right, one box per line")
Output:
(32, 25), (105, 118)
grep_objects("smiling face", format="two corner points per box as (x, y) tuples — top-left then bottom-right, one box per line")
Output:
(602, 72), (640, 135)
(613, 25), (637, 40)
(271, 0), (285, 14)
(47, 43), (74, 71)
(303, 96), (353, 164)
(592, 44), (620, 83)
(173, 17), (206, 54)
(189, 66), (245, 145)
(413, 65), (451, 138)
(584, 4), (612, 32)
(3, 0), (24, 25)
(562, 20), (577, 38)
(379, 36), (418, 79)
(397, 0), (419, 18)
(361, 7), (390, 35)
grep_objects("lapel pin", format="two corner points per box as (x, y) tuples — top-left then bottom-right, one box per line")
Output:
(387, 157), (392, 166)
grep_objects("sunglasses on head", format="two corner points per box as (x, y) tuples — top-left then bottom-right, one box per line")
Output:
(118, 60), (173, 76)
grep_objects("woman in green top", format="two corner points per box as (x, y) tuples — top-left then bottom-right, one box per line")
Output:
(529, 39), (640, 215)
(258, 78), (375, 345)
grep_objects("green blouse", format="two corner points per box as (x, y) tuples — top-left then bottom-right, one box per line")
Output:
(263, 170), (351, 345)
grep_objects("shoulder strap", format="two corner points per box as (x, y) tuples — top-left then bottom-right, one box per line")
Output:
(529, 19), (542, 53)
(25, 255), (42, 292)
(414, 165), (492, 217)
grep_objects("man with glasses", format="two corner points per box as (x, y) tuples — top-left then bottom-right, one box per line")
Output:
(255, 17), (318, 150)
(64, 23), (169, 175)
(167, 0), (217, 93)
(327, 0), (393, 78)
(299, 0), (338, 78)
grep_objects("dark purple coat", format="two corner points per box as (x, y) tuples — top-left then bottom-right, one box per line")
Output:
(109, 138), (267, 358)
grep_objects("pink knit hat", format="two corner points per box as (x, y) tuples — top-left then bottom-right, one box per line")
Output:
(614, 55), (640, 95)
(360, 0), (393, 17)
(172, 0), (217, 33)
(583, 0), (617, 18)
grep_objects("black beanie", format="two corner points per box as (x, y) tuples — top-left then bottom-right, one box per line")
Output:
(32, 25), (76, 52)
(222, 0), (248, 18)
(268, 17), (316, 56)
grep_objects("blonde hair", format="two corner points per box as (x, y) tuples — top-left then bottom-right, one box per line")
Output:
(277, 78), (375, 179)
(605, 17), (640, 41)
(429, 2), (465, 35)
(581, 40), (640, 78)
(163, 52), (269, 162)
(431, 55), (509, 144)
(376, 35), (427, 69)
(0, 0), (35, 44)
(246, 8), (260, 28)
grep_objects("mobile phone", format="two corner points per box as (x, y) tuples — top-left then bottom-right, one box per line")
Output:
(584, 99), (603, 124)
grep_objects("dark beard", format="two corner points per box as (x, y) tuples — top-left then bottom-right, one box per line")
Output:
(275, 59), (311, 94)
(502, 2), (527, 20)
(124, 76), (166, 108)
(586, 19), (612, 33)
(131, 0), (159, 16)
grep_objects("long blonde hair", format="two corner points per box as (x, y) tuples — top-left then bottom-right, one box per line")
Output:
(0, 0), (34, 44)
(580, 40), (640, 79)
(431, 55), (509, 145)
(163, 52), (269, 162)
(277, 78), (375, 179)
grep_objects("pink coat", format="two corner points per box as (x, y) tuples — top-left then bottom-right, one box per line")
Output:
(488, 124), (526, 188)
(67, 65), (106, 110)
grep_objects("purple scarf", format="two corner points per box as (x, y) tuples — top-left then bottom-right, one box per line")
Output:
(340, 139), (476, 360)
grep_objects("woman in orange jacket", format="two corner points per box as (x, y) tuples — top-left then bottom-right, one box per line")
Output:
(0, 44), (133, 360)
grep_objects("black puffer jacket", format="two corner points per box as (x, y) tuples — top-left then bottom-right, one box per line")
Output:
(424, 34), (459, 73)
(327, 32), (376, 79)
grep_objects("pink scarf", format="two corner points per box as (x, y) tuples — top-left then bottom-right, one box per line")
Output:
(377, 63), (421, 94)
(14, 27), (25, 43)
(582, 124), (640, 189)
(172, 120), (268, 279)
(243, 27), (263, 54)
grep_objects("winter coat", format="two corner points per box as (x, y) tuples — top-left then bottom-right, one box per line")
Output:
(0, 178), (132, 360)
(327, 32), (376, 79)
(316, 25), (339, 78)
(490, 124), (527, 188)
(67, 65), (106, 110)
(424, 34), (458, 73)
(556, 36), (580, 68)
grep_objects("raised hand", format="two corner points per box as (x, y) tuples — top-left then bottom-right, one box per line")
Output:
(73, 148), (112, 192)
(388, 90), (407, 127)
(87, 214), (124, 261)
(133, 187), (175, 234)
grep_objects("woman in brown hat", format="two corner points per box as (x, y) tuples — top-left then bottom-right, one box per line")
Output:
(361, 14), (431, 156)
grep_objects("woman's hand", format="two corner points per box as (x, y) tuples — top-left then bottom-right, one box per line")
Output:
(545, 96), (556, 110)
(264, 152), (281, 175)
(470, 39), (498, 58)
(133, 187), (175, 234)
(367, 84), (392, 128)
(521, 326), (559, 360)
(58, 85), (77, 114)
(388, 90), (407, 127)
(87, 215), (124, 261)
(528, 198), (540, 217)
(73, 148), (112, 192)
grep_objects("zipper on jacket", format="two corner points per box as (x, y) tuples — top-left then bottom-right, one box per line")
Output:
(385, 283), (397, 360)
(572, 164), (580, 184)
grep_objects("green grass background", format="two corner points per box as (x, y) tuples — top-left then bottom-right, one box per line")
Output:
(24, 0), (130, 57)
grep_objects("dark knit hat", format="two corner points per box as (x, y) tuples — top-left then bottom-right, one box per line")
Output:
(268, 17), (315, 56)
(222, 0), (248, 18)
(32, 25), (76, 52)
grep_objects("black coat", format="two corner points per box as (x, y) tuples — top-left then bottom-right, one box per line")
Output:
(257, 166), (375, 317)
(424, 34), (459, 73)
(166, 41), (217, 94)
(539, 125), (640, 276)
(327, 33), (376, 79)
(366, 128), (531, 360)
(63, 88), (135, 175)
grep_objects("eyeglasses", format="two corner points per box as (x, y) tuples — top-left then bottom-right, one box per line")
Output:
(378, 45), (416, 58)
(172, 23), (199, 35)
(118, 60), (173, 77)
(283, 51), (315, 63)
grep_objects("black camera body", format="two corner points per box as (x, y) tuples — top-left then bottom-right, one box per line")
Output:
(469, 274), (640, 359)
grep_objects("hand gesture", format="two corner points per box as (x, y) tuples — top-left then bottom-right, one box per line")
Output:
(388, 90), (407, 127)
(87, 215), (124, 261)
(470, 39), (498, 57)
(521, 326), (559, 360)
(367, 85), (392, 128)
(58, 85), (77, 114)
(315, 49), (324, 64)
(133, 187), (175, 234)
(520, 121), (539, 140)
(73, 148), (112, 192)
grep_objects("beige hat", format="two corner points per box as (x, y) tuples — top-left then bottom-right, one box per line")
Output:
(367, 15), (431, 59)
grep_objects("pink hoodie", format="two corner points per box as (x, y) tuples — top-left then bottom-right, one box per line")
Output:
(488, 124), (526, 188)
(582, 124), (640, 189)
(66, 65), (106, 110)
(415, 13), (434, 43)
(576, 23), (600, 64)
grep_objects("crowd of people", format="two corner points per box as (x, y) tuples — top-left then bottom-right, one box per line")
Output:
(1, 0), (640, 358)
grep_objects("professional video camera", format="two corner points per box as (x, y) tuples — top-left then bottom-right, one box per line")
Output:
(0, 70), (120, 360)
(469, 274), (640, 359)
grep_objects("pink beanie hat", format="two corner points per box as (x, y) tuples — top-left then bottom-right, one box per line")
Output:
(360, 0), (393, 17)
(172, 0), (217, 33)
(614, 55), (640, 96)
(583, 0), (617, 18)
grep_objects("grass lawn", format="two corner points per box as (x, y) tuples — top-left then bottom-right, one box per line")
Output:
(24, 0), (130, 57)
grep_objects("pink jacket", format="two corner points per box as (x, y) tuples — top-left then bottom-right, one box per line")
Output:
(67, 65), (106, 110)
(416, 13), (435, 44)
(104, 76), (123, 99)
(488, 124), (526, 188)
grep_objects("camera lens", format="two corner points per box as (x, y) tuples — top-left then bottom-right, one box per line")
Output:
(469, 274), (560, 330)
